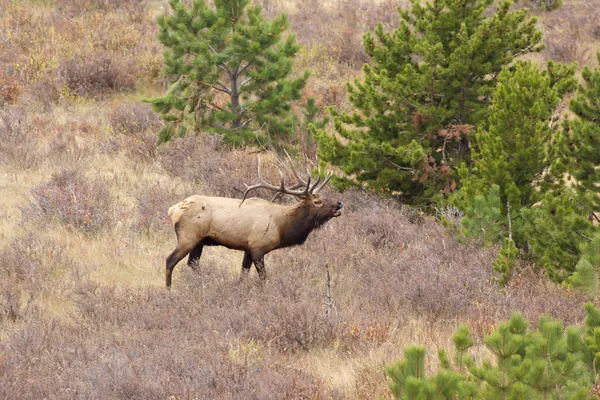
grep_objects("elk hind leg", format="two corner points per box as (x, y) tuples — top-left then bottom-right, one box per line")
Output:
(187, 242), (204, 273)
(166, 242), (195, 288)
(252, 252), (267, 281)
(239, 250), (253, 282)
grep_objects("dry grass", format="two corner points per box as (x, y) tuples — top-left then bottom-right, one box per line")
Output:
(0, 0), (595, 398)
(537, 0), (600, 67)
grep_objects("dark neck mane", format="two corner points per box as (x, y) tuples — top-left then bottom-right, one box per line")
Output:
(279, 204), (322, 248)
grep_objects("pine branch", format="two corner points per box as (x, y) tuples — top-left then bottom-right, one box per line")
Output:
(569, 197), (600, 225)
(198, 80), (232, 95)
(239, 77), (252, 88)
(239, 59), (256, 75)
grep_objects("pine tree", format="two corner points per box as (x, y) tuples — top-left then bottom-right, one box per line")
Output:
(584, 302), (600, 372)
(314, 0), (542, 205)
(520, 191), (595, 282)
(147, 0), (309, 146)
(385, 346), (474, 399)
(521, 51), (600, 283)
(523, 316), (588, 399)
(469, 313), (531, 399)
(565, 51), (600, 215)
(456, 61), (576, 212)
(493, 237), (519, 286)
(568, 232), (600, 305)
(299, 97), (328, 159)
(460, 184), (503, 245)
(386, 313), (592, 400)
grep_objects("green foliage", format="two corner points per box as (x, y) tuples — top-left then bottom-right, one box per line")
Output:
(564, 52), (600, 215)
(299, 97), (329, 158)
(457, 61), (576, 212)
(387, 312), (592, 400)
(452, 325), (475, 373)
(584, 302), (600, 371)
(516, 56), (600, 283)
(568, 232), (600, 304)
(493, 238), (519, 286)
(385, 346), (475, 399)
(533, 0), (563, 11)
(146, 0), (309, 146)
(460, 184), (503, 246)
(520, 191), (596, 282)
(314, 0), (542, 205)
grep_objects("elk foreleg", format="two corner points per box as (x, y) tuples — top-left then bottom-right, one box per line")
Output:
(239, 250), (253, 282)
(166, 243), (194, 288)
(187, 243), (204, 273)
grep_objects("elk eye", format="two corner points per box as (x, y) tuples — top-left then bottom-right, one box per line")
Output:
(314, 200), (323, 206)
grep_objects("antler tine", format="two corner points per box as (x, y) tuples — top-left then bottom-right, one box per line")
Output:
(308, 172), (322, 194)
(271, 182), (306, 202)
(240, 155), (280, 206)
(240, 155), (316, 206)
(313, 172), (333, 193)
(283, 149), (308, 186)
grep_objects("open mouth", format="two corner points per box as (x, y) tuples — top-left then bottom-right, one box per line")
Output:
(333, 204), (343, 217)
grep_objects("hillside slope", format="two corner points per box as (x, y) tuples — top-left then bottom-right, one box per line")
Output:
(0, 0), (594, 398)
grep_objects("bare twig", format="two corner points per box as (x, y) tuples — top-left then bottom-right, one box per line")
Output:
(323, 263), (337, 319)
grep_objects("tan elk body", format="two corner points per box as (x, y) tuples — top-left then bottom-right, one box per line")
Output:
(165, 158), (343, 287)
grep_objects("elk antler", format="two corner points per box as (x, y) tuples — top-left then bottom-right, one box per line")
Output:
(282, 150), (332, 195)
(239, 154), (333, 206)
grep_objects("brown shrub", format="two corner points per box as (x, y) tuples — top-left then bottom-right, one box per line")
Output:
(0, 69), (23, 105)
(0, 270), (342, 399)
(22, 78), (62, 111)
(0, 234), (72, 324)
(0, 106), (42, 169)
(159, 135), (286, 199)
(54, 0), (149, 18)
(134, 180), (191, 234)
(24, 168), (119, 234)
(290, 0), (402, 68)
(108, 100), (162, 162)
(541, 1), (600, 65)
(58, 51), (138, 98)
(45, 118), (100, 166)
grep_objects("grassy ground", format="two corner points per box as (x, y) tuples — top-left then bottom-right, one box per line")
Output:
(0, 0), (596, 398)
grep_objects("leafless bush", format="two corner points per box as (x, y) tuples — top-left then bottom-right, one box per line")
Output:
(24, 169), (118, 234)
(0, 235), (71, 324)
(108, 100), (161, 136)
(290, 0), (401, 68)
(134, 181), (191, 234)
(108, 100), (162, 162)
(54, 0), (149, 17)
(159, 135), (285, 198)
(546, 37), (593, 64)
(48, 132), (94, 166)
(58, 51), (138, 98)
(0, 69), (22, 105)
(541, 2), (600, 65)
(0, 106), (41, 169)
(22, 78), (62, 111)
(0, 269), (342, 399)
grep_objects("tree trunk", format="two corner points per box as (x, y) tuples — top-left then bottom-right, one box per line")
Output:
(230, 70), (241, 128)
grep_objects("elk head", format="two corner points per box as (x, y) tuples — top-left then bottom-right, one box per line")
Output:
(239, 154), (343, 224)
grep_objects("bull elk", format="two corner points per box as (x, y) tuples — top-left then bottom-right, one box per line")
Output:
(165, 157), (343, 287)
